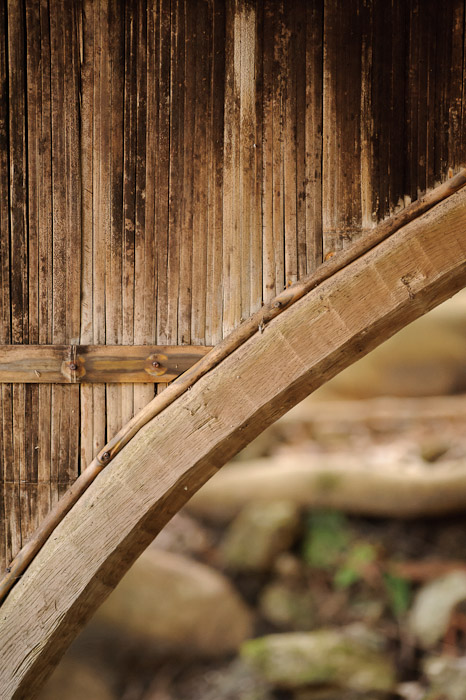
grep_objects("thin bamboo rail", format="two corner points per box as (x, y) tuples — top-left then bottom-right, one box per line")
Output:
(0, 169), (465, 606)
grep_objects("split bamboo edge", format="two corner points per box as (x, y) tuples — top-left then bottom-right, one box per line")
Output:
(1, 168), (465, 606)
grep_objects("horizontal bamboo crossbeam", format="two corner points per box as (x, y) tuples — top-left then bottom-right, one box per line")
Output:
(0, 345), (212, 383)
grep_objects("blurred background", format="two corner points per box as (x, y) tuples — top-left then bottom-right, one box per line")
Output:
(40, 289), (466, 700)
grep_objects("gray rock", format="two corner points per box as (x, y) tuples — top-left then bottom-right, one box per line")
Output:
(397, 681), (426, 700)
(408, 571), (466, 648)
(221, 501), (301, 571)
(241, 628), (396, 692)
(342, 622), (388, 652)
(175, 659), (274, 700)
(259, 581), (315, 630)
(423, 654), (466, 700)
(95, 548), (253, 658)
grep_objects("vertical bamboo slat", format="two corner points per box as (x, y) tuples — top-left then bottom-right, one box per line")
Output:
(24, 0), (42, 540)
(191, 0), (210, 345)
(303, 0), (323, 273)
(105, 0), (124, 438)
(7, 0), (28, 562)
(2, 382), (16, 568)
(238, 0), (257, 319)
(270, 1), (285, 297)
(155, 0), (173, 349)
(37, 0), (53, 520)
(111, 0), (135, 436)
(0, 0), (9, 571)
(222, 0), (236, 333)
(49, 0), (81, 502)
(178, 1), (194, 345)
(133, 0), (155, 415)
(282, 2), (298, 288)
(261, 1), (274, 303)
(0, 1), (9, 347)
(223, 0), (261, 333)
(166, 0), (183, 346)
(154, 0), (172, 398)
(369, 0), (404, 221)
(156, 0), (182, 397)
(205, 0), (225, 346)
(80, 0), (97, 469)
(295, 0), (307, 280)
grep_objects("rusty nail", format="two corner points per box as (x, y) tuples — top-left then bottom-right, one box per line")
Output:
(101, 451), (111, 462)
(152, 361), (160, 368)
(69, 362), (78, 371)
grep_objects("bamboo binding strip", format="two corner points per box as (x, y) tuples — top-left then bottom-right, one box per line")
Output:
(0, 345), (212, 383)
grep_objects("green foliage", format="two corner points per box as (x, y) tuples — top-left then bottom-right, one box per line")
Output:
(302, 511), (350, 570)
(383, 572), (411, 618)
(302, 509), (411, 622)
(303, 511), (380, 591)
(334, 543), (378, 589)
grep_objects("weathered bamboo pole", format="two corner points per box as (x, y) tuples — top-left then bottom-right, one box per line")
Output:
(0, 170), (465, 608)
(1, 179), (466, 698)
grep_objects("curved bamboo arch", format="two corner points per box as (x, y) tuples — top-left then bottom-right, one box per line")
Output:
(1, 183), (466, 698)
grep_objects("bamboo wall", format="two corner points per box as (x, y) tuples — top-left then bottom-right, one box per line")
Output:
(1, 0), (465, 572)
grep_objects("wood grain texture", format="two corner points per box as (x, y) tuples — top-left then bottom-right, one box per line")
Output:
(1, 187), (466, 698)
(2, 0), (466, 585)
(322, 0), (466, 259)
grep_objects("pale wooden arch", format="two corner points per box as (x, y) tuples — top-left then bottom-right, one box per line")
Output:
(1, 188), (466, 698)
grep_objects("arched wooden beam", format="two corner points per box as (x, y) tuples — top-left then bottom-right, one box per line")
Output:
(2, 171), (465, 607)
(1, 189), (466, 698)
